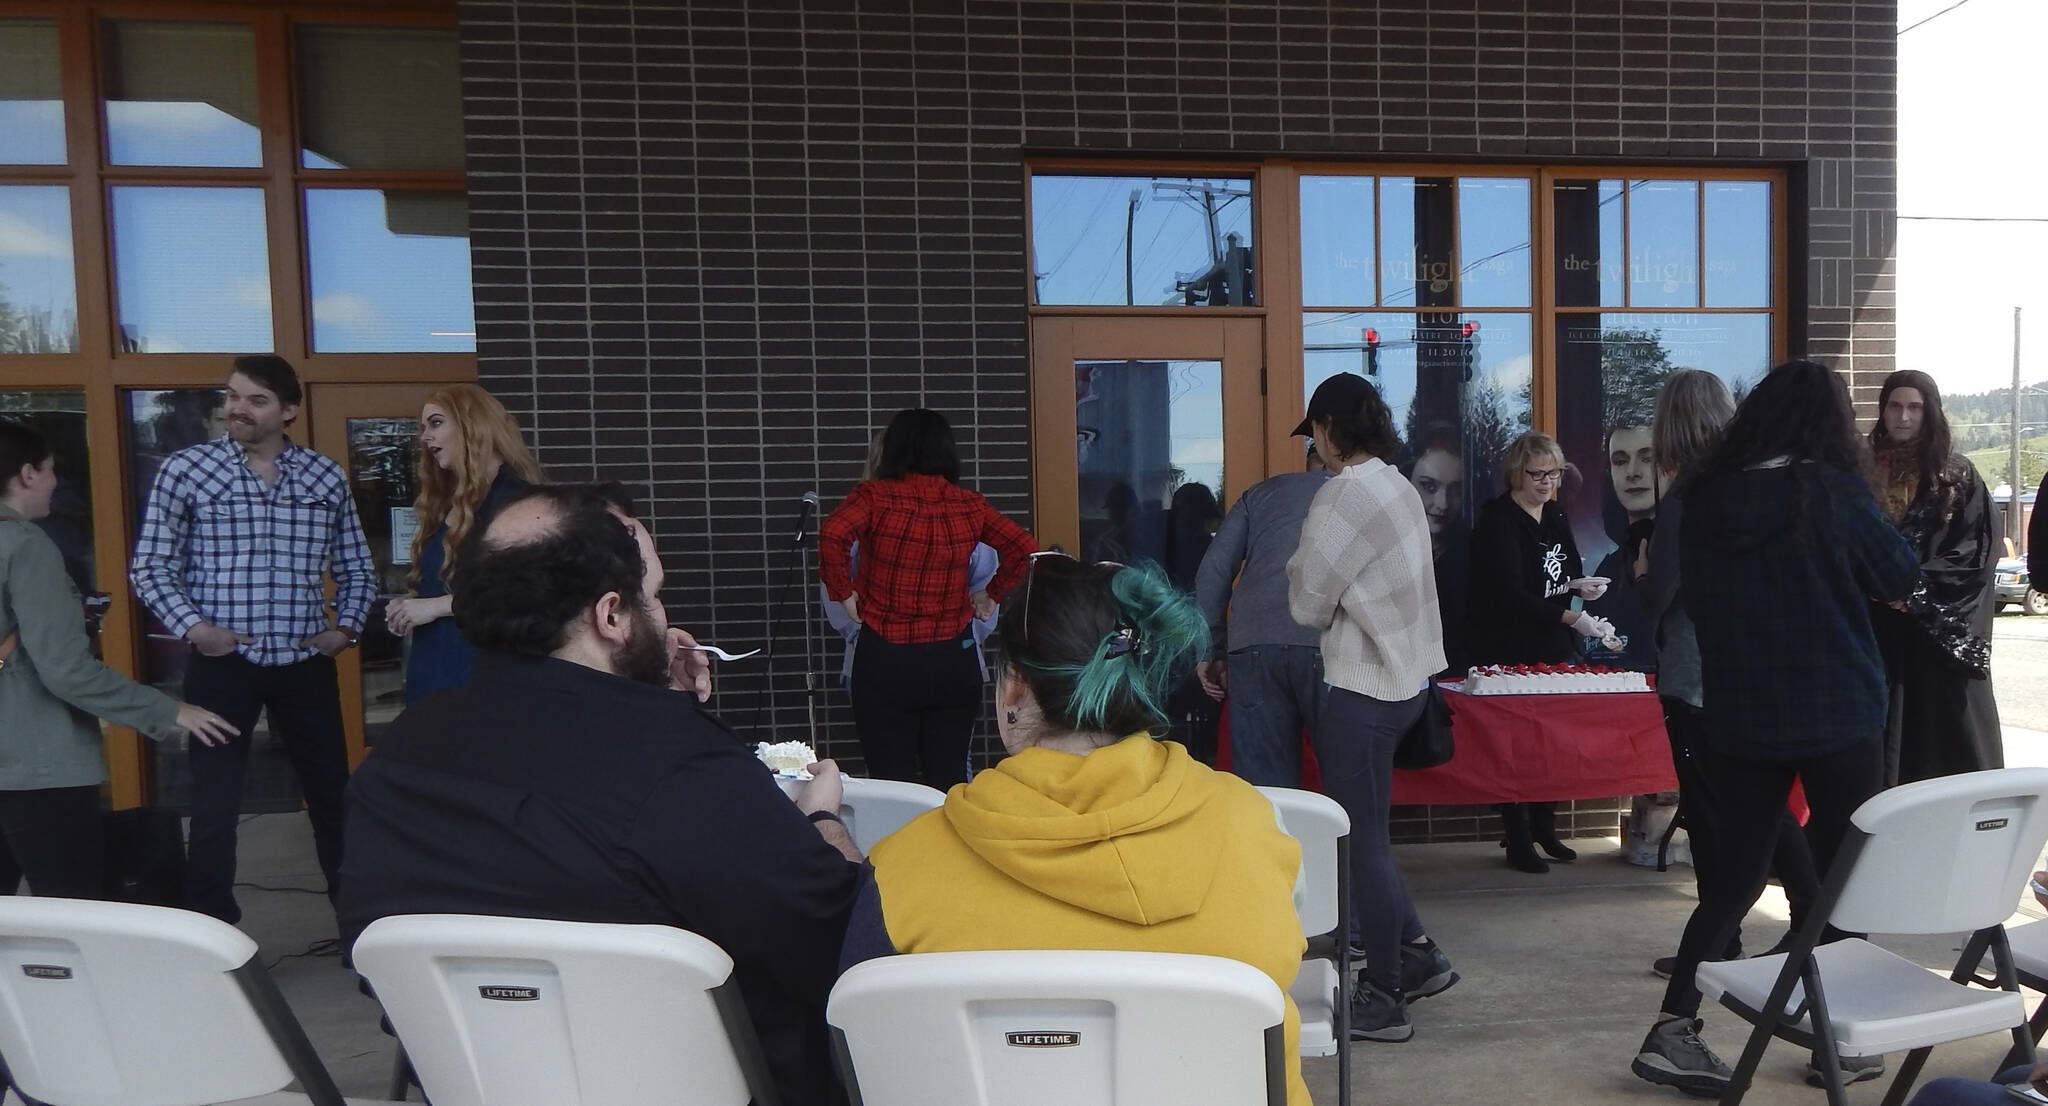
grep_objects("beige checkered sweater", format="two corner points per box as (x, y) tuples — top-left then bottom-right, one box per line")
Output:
(1285, 457), (1447, 701)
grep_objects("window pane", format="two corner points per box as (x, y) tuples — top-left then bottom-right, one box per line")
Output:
(1303, 311), (1533, 672)
(1031, 176), (1255, 306)
(0, 19), (65, 164)
(306, 190), (473, 352)
(1627, 180), (1699, 308)
(112, 187), (270, 353)
(124, 388), (225, 699)
(1704, 181), (1772, 308)
(1457, 178), (1532, 308)
(346, 416), (420, 746)
(1075, 359), (1223, 569)
(298, 25), (462, 171)
(1379, 177), (1456, 309)
(0, 391), (94, 591)
(1553, 311), (1771, 669)
(102, 20), (261, 168)
(0, 186), (77, 353)
(1299, 175), (1374, 307)
(1553, 178), (1624, 308)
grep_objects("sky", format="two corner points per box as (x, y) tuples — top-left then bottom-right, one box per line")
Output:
(1896, 0), (2048, 394)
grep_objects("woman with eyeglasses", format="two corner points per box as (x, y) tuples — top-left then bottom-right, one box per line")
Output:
(843, 554), (1312, 1106)
(1466, 431), (1613, 875)
(1285, 373), (1458, 1044)
(820, 409), (1037, 789)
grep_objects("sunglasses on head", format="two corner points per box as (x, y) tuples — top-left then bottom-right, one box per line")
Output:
(1020, 550), (1129, 653)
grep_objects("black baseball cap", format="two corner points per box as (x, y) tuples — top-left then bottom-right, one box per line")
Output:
(1292, 373), (1375, 437)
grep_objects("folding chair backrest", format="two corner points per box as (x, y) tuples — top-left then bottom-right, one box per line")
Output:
(0, 897), (307, 1106)
(1833, 767), (2048, 935)
(828, 949), (1287, 1106)
(1254, 785), (1348, 939)
(839, 776), (947, 855)
(351, 914), (770, 1106)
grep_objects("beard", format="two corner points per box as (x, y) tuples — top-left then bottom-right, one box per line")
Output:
(614, 602), (673, 687)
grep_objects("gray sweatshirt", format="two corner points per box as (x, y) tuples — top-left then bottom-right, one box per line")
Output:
(1194, 471), (1331, 654)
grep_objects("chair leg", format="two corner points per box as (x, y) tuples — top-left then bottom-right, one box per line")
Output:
(1803, 965), (1850, 1106)
(1879, 1047), (1933, 1106)
(2027, 999), (2048, 1049)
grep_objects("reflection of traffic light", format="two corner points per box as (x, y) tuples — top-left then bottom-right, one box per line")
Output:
(1459, 320), (1479, 381)
(1362, 327), (1380, 376)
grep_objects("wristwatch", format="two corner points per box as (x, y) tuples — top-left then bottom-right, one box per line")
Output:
(337, 626), (361, 649)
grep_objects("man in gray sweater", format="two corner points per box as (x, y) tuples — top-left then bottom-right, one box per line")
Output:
(1193, 457), (1330, 787)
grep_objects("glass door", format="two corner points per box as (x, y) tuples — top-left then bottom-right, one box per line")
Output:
(1029, 317), (1264, 566)
(307, 383), (442, 768)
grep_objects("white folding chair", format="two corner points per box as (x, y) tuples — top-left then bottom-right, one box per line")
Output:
(839, 776), (947, 854)
(1252, 786), (1352, 1104)
(351, 914), (777, 1106)
(0, 896), (396, 1106)
(1696, 767), (2048, 1106)
(827, 949), (1288, 1106)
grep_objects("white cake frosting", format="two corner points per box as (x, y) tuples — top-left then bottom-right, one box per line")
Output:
(1458, 664), (1650, 696)
(755, 741), (817, 778)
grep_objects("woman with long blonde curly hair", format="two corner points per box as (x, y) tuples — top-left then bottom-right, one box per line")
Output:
(383, 384), (543, 702)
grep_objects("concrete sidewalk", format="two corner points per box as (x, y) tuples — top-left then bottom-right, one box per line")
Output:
(237, 812), (2043, 1105)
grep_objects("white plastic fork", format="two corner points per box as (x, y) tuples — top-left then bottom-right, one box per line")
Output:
(677, 643), (762, 661)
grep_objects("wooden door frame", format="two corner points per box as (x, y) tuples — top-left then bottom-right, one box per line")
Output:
(1028, 316), (1265, 555)
(306, 380), (438, 768)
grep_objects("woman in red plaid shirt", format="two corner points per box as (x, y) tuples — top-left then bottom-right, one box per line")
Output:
(821, 409), (1037, 788)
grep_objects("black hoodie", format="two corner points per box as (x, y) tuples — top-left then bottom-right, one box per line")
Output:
(1464, 493), (1582, 666)
(1679, 461), (1920, 758)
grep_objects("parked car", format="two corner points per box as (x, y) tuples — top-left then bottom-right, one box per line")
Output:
(1996, 557), (2048, 615)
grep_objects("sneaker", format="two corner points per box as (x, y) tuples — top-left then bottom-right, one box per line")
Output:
(1399, 939), (1460, 1001)
(1804, 1052), (1885, 1087)
(1348, 979), (1413, 1042)
(1651, 937), (1744, 981)
(1631, 1014), (1732, 1098)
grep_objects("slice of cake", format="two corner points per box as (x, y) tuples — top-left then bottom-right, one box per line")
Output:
(756, 741), (817, 779)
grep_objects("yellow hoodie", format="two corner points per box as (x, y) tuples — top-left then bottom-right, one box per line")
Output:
(865, 736), (1310, 1106)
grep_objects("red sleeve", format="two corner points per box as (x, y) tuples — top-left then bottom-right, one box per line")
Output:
(819, 483), (871, 601)
(975, 498), (1038, 602)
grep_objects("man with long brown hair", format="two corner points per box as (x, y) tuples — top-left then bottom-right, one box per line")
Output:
(1868, 369), (2004, 785)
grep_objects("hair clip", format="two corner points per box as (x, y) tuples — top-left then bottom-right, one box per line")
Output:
(1102, 622), (1144, 659)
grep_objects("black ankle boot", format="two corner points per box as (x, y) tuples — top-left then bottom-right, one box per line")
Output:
(1529, 802), (1578, 862)
(1498, 803), (1550, 873)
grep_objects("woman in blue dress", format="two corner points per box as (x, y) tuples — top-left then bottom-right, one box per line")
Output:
(383, 384), (543, 703)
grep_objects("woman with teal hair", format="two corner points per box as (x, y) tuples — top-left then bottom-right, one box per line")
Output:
(844, 554), (1315, 1106)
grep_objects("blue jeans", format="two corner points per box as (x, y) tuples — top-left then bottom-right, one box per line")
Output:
(1225, 646), (1324, 788)
(1908, 1065), (2037, 1106)
(1317, 685), (1428, 995)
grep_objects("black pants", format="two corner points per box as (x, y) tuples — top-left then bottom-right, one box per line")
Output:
(1660, 735), (1882, 1018)
(1664, 698), (1820, 948)
(0, 786), (103, 899)
(850, 626), (981, 790)
(1318, 687), (1428, 994)
(183, 652), (350, 923)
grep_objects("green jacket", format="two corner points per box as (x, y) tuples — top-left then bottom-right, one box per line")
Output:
(0, 504), (178, 789)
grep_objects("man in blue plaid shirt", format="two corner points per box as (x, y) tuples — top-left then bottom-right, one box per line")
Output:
(131, 355), (376, 924)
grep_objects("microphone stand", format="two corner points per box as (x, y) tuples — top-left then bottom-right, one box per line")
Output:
(792, 494), (820, 750)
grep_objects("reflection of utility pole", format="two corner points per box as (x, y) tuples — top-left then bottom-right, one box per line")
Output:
(1125, 188), (1142, 306)
(2013, 306), (2026, 553)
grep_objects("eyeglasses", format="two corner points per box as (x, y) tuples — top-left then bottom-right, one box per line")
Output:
(1020, 549), (1123, 650)
(1523, 468), (1564, 485)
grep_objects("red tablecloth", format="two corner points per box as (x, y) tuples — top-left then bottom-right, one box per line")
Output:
(1389, 684), (1676, 805)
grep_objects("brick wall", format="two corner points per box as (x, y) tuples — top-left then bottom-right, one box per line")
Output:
(455, 0), (1897, 841)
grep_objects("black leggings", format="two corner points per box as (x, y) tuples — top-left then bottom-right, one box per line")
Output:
(1660, 735), (1882, 1018)
(850, 626), (982, 790)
